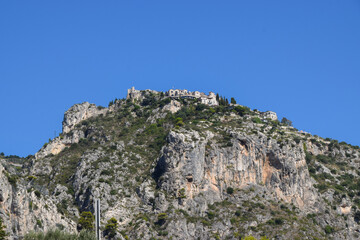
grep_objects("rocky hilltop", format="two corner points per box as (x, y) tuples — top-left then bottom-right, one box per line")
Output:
(1, 88), (360, 239)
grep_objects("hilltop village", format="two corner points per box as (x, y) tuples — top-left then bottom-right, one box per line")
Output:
(3, 86), (360, 240)
(127, 87), (278, 120)
(127, 87), (218, 106)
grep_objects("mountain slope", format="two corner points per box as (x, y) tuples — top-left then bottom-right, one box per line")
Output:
(1, 88), (360, 240)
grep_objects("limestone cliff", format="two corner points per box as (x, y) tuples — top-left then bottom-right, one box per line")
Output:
(63, 102), (108, 134)
(1, 89), (360, 240)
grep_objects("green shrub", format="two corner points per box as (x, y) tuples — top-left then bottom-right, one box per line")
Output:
(156, 213), (168, 225)
(175, 117), (184, 127)
(36, 219), (43, 228)
(34, 190), (41, 198)
(252, 117), (262, 124)
(281, 117), (292, 126)
(274, 218), (284, 225)
(207, 211), (216, 220)
(78, 212), (95, 231)
(324, 225), (334, 234)
(104, 218), (118, 239)
(4, 171), (17, 187)
(242, 236), (257, 240)
(27, 176), (37, 181)
(234, 106), (251, 116)
(178, 188), (186, 198)
(315, 154), (335, 164)
(23, 229), (96, 240)
(226, 187), (234, 194)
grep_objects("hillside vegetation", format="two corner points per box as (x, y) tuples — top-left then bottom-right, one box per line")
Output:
(1, 89), (360, 240)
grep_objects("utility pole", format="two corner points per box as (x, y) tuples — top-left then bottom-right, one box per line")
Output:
(94, 199), (101, 240)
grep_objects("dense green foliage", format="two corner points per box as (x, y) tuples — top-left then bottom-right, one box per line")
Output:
(77, 211), (94, 231)
(104, 218), (118, 239)
(23, 229), (96, 240)
(281, 117), (292, 126)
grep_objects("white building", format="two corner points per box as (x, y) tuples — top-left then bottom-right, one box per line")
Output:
(166, 89), (218, 106)
(261, 111), (278, 121)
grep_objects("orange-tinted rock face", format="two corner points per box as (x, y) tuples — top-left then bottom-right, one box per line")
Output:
(155, 130), (318, 209)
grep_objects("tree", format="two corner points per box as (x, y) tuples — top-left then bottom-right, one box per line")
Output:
(230, 97), (236, 104)
(0, 217), (7, 240)
(104, 218), (118, 239)
(78, 211), (95, 231)
(226, 187), (234, 194)
(281, 117), (292, 126)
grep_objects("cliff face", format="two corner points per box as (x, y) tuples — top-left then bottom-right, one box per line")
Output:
(155, 129), (317, 210)
(62, 102), (108, 134)
(1, 89), (360, 239)
(0, 162), (76, 238)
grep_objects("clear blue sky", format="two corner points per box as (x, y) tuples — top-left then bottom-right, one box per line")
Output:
(1, 1), (359, 157)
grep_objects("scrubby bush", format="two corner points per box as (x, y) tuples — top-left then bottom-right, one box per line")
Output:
(324, 225), (334, 234)
(23, 229), (96, 240)
(156, 213), (168, 225)
(234, 106), (251, 116)
(104, 218), (118, 239)
(226, 187), (234, 194)
(78, 211), (94, 231)
(252, 117), (262, 124)
(281, 117), (292, 126)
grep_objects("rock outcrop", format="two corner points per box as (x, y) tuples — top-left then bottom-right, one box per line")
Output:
(62, 102), (107, 134)
(154, 129), (318, 210)
(35, 102), (107, 159)
(0, 161), (76, 239)
(2, 88), (360, 239)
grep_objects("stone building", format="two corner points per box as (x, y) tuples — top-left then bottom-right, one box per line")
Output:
(261, 111), (278, 121)
(126, 87), (219, 106)
(166, 89), (218, 106)
(127, 86), (141, 100)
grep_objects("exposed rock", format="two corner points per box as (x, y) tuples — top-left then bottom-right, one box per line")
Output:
(162, 100), (182, 113)
(2, 89), (360, 239)
(35, 129), (85, 159)
(0, 161), (76, 239)
(62, 102), (107, 134)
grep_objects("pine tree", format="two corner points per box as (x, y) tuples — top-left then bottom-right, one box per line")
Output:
(219, 96), (225, 106)
(78, 211), (95, 231)
(230, 97), (236, 104)
(104, 218), (118, 239)
(281, 117), (293, 126)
